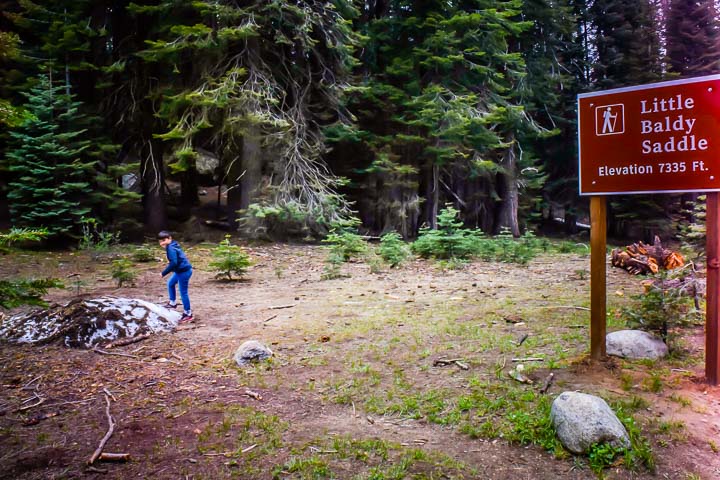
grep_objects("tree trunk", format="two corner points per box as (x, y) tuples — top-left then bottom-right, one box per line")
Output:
(226, 129), (262, 229)
(141, 139), (167, 233)
(240, 128), (262, 212)
(495, 137), (520, 236)
(180, 169), (199, 210)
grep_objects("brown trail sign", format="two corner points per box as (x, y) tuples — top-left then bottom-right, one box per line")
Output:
(577, 74), (720, 384)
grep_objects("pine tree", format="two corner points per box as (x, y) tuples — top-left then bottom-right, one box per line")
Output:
(590, 0), (663, 88)
(5, 74), (96, 236)
(338, 0), (544, 237)
(667, 0), (720, 76)
(123, 1), (358, 236)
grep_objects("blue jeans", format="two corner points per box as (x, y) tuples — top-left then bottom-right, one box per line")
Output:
(168, 269), (192, 312)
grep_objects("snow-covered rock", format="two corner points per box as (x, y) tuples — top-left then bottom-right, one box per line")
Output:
(0, 297), (180, 348)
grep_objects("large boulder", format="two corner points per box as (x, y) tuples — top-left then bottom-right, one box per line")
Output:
(606, 330), (668, 360)
(0, 297), (180, 348)
(551, 391), (630, 454)
(234, 340), (273, 366)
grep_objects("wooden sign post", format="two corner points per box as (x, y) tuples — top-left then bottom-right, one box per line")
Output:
(590, 196), (607, 360)
(706, 193), (720, 384)
(578, 74), (720, 383)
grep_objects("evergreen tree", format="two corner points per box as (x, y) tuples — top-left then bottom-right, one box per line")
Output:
(667, 0), (720, 76)
(6, 74), (97, 236)
(590, 0), (663, 88)
(337, 0), (544, 237)
(122, 1), (357, 236)
(518, 0), (581, 231)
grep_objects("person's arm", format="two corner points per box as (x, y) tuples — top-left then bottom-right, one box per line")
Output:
(161, 247), (178, 276)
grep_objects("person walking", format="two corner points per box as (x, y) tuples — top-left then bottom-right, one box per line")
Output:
(158, 231), (194, 323)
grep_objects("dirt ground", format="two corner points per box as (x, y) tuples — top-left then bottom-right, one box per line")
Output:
(1, 242), (720, 479)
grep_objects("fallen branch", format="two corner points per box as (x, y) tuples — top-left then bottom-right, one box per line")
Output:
(539, 373), (555, 394)
(98, 452), (129, 462)
(243, 389), (262, 400)
(263, 314), (278, 323)
(511, 357), (544, 362)
(540, 306), (590, 311)
(93, 348), (138, 359)
(105, 334), (150, 349)
(23, 411), (57, 426)
(516, 334), (529, 346)
(269, 304), (295, 310)
(87, 393), (115, 465)
(203, 451), (235, 457)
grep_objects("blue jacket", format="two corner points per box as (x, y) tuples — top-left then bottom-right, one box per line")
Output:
(162, 240), (192, 276)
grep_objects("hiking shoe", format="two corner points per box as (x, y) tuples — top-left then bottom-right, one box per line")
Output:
(163, 302), (177, 309)
(179, 312), (194, 324)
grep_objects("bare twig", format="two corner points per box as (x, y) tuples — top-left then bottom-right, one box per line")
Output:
(263, 314), (278, 323)
(241, 444), (257, 454)
(269, 304), (295, 310)
(102, 388), (117, 403)
(511, 357), (544, 362)
(88, 393), (115, 465)
(16, 397), (45, 412)
(540, 306), (590, 311)
(516, 334), (529, 346)
(21, 375), (43, 391)
(93, 348), (138, 359)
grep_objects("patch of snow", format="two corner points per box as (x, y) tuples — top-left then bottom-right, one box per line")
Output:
(0, 296), (181, 348)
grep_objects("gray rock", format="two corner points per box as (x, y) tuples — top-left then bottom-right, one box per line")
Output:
(121, 173), (141, 192)
(606, 329), (668, 360)
(551, 391), (630, 454)
(196, 148), (220, 175)
(234, 340), (273, 366)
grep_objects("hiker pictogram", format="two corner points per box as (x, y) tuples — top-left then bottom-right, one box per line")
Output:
(595, 104), (624, 136)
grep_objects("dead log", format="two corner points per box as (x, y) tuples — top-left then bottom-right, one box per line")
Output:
(611, 236), (684, 275)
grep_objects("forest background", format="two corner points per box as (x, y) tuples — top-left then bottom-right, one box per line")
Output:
(1, 0), (718, 242)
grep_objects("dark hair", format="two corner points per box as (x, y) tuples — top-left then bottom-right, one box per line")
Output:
(157, 230), (172, 240)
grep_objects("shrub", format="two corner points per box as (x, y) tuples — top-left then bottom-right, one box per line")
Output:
(132, 244), (156, 262)
(79, 217), (120, 251)
(0, 278), (64, 309)
(0, 227), (48, 253)
(379, 232), (411, 267)
(411, 206), (478, 260)
(111, 257), (136, 287)
(0, 228), (61, 308)
(209, 235), (252, 280)
(622, 269), (701, 343)
(322, 219), (368, 262)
